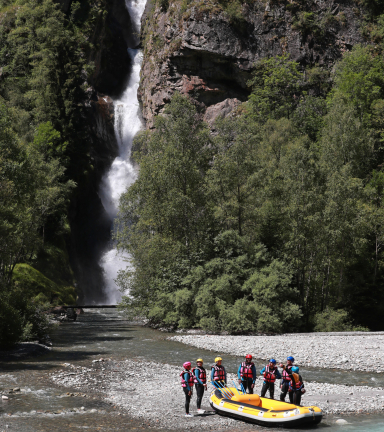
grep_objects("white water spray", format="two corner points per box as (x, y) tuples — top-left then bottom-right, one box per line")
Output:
(98, 0), (147, 304)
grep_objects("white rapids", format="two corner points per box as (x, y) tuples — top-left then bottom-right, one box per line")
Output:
(98, 0), (147, 304)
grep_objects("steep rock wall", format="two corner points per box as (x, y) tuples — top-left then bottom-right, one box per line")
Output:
(139, 0), (366, 127)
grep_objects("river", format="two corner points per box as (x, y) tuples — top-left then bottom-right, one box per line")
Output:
(1, 309), (384, 431)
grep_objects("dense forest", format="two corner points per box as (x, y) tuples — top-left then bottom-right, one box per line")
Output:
(3, 0), (384, 345)
(0, 0), (114, 345)
(117, 36), (384, 332)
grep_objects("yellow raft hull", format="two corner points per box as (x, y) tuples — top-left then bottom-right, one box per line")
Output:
(210, 388), (322, 427)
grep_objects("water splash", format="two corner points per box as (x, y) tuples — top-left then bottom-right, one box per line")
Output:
(98, 0), (147, 304)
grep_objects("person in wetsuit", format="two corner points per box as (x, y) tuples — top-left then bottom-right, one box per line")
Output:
(180, 361), (194, 417)
(238, 354), (256, 394)
(193, 358), (207, 414)
(260, 359), (281, 399)
(211, 356), (226, 387)
(279, 356), (295, 403)
(288, 366), (305, 406)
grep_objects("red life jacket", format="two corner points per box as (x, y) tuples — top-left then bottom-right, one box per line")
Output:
(263, 365), (277, 383)
(212, 364), (225, 381)
(180, 370), (194, 388)
(282, 365), (293, 382)
(192, 366), (207, 384)
(240, 362), (254, 379)
(289, 373), (303, 391)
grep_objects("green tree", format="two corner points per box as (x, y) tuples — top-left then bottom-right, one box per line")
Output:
(248, 55), (303, 122)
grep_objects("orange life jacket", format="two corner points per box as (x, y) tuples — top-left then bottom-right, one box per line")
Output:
(192, 366), (206, 384)
(212, 364), (225, 381)
(180, 370), (194, 388)
(289, 373), (303, 391)
(240, 362), (254, 380)
(263, 365), (277, 383)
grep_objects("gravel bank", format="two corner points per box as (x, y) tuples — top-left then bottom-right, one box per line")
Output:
(48, 358), (384, 429)
(170, 334), (384, 372)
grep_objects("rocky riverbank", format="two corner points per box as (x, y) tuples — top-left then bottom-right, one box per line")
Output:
(47, 357), (384, 430)
(170, 333), (384, 373)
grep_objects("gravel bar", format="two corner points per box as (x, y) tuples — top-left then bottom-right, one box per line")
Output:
(48, 358), (384, 429)
(170, 333), (384, 372)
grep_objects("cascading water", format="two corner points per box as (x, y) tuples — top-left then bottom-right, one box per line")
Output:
(98, 0), (147, 304)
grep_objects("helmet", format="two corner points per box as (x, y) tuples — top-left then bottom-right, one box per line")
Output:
(245, 354), (252, 360)
(291, 366), (299, 373)
(196, 358), (203, 363)
(215, 357), (222, 363)
(183, 361), (191, 369)
(269, 359), (276, 364)
(287, 356), (294, 362)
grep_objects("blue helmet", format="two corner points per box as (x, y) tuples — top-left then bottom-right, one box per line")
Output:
(269, 359), (276, 364)
(291, 366), (299, 373)
(287, 356), (294, 362)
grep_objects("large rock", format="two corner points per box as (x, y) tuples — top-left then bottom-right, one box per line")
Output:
(139, 0), (365, 127)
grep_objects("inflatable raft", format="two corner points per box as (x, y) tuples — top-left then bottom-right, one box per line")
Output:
(210, 388), (322, 427)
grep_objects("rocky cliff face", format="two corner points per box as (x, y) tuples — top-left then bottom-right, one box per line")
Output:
(139, 0), (366, 128)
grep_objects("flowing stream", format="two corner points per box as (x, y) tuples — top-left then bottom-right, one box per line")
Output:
(1, 309), (384, 431)
(98, 0), (147, 305)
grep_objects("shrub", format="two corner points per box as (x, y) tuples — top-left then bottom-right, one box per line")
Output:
(313, 308), (369, 332)
(0, 287), (51, 347)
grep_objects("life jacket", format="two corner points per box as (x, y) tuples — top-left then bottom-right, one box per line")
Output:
(263, 365), (277, 383)
(240, 362), (254, 380)
(289, 373), (303, 391)
(192, 366), (207, 384)
(282, 365), (293, 382)
(180, 370), (194, 388)
(212, 364), (225, 381)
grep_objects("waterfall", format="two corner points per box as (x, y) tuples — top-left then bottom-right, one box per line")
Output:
(98, 0), (147, 304)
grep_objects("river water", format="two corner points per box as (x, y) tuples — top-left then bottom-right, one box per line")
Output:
(1, 309), (383, 431)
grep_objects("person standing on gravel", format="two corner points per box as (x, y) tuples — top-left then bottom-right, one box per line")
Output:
(211, 356), (227, 386)
(180, 361), (194, 417)
(279, 356), (295, 403)
(260, 359), (281, 399)
(193, 358), (207, 414)
(288, 366), (305, 405)
(237, 354), (256, 394)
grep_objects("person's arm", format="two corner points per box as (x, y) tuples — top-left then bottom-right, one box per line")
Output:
(260, 366), (266, 375)
(275, 369), (282, 379)
(184, 372), (191, 392)
(252, 364), (257, 383)
(224, 367), (227, 384)
(194, 368), (203, 385)
(237, 364), (242, 380)
(211, 367), (215, 382)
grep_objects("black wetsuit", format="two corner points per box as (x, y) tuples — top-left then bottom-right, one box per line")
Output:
(183, 387), (191, 413)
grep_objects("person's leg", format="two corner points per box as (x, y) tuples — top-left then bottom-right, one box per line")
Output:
(269, 382), (275, 399)
(288, 389), (294, 404)
(293, 390), (302, 406)
(183, 387), (191, 414)
(260, 382), (268, 397)
(242, 380), (248, 393)
(248, 379), (254, 394)
(196, 384), (204, 409)
(280, 382), (288, 401)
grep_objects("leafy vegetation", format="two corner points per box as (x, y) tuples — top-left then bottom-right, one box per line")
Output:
(0, 0), (110, 345)
(117, 45), (384, 333)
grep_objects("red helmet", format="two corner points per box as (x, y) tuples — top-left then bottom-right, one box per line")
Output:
(245, 354), (252, 360)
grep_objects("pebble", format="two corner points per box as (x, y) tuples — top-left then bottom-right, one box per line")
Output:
(2, 395), (9, 400)
(48, 357), (384, 429)
(169, 333), (384, 373)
